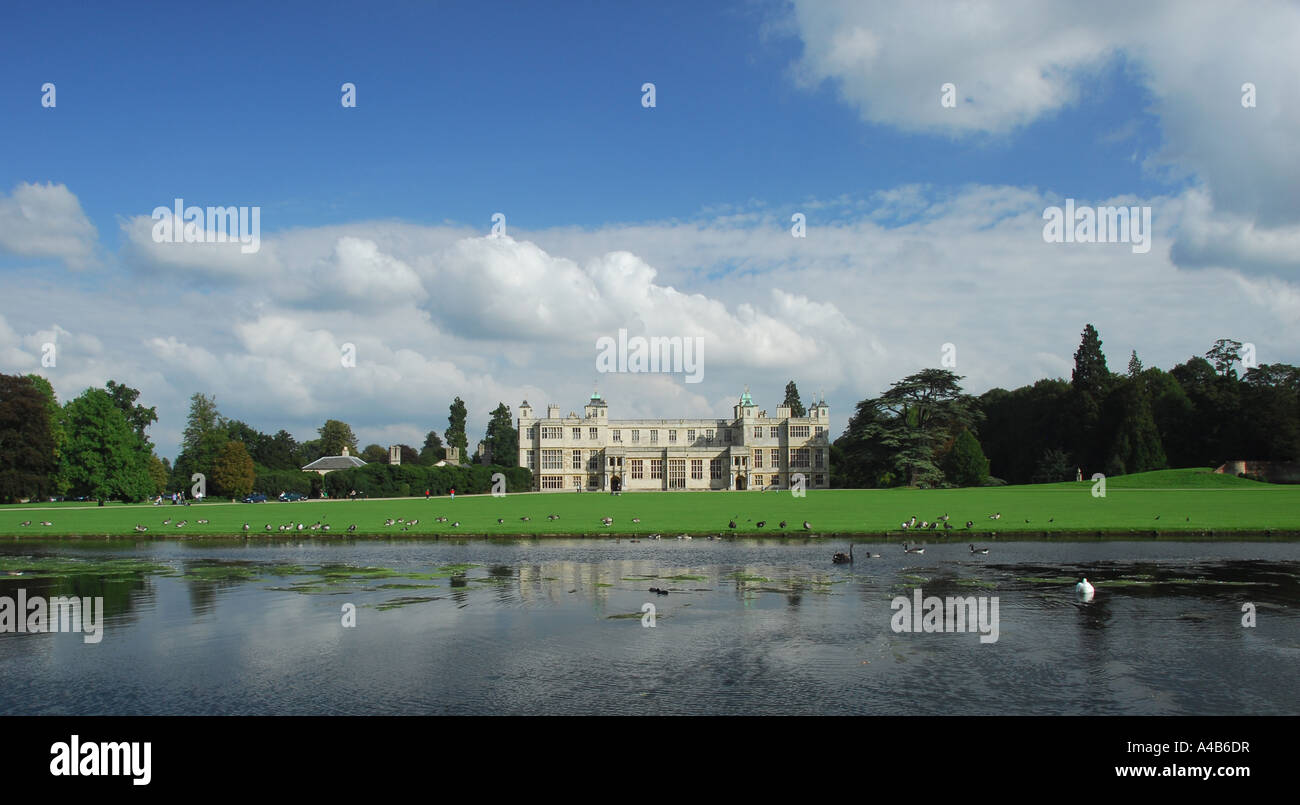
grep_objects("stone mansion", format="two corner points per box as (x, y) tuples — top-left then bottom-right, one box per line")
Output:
(517, 390), (830, 492)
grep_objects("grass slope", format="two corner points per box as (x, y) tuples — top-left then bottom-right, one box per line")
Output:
(2, 469), (1297, 539)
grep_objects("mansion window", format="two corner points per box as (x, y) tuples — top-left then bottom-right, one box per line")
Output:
(753, 426), (762, 438)
(542, 450), (563, 470)
(650, 429), (658, 444)
(542, 426), (562, 439)
(572, 475), (583, 489)
(814, 449), (825, 469)
(668, 460), (685, 489)
(705, 429), (714, 441)
(526, 451), (536, 470)
(589, 427), (598, 440)
(753, 451), (763, 468)
(572, 427), (582, 440)
(690, 459), (703, 480)
(612, 430), (622, 442)
(650, 459), (663, 480)
(790, 425), (810, 438)
(630, 459), (644, 480)
(571, 449), (582, 470)
(723, 429), (732, 443)
(669, 430), (677, 443)
(687, 429), (696, 442)
(814, 474), (825, 486)
(710, 458), (723, 480)
(753, 474), (763, 487)
(769, 426), (778, 438)
(769, 448), (779, 466)
(632, 429), (640, 443)
(791, 448), (811, 468)
(541, 476), (563, 489)
(814, 426), (826, 438)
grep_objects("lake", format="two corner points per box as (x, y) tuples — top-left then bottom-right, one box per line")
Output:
(1, 538), (1296, 715)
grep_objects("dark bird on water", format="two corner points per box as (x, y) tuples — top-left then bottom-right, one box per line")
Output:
(832, 545), (854, 564)
(969, 544), (989, 555)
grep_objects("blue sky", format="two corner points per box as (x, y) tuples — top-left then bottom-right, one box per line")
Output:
(3, 1), (1167, 241)
(1, 1), (1297, 459)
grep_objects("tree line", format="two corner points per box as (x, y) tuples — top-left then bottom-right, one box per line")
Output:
(828, 325), (1299, 487)
(0, 379), (523, 503)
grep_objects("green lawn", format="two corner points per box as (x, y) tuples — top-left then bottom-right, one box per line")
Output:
(3, 469), (1298, 539)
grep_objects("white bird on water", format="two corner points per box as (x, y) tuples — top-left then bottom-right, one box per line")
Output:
(1076, 578), (1095, 601)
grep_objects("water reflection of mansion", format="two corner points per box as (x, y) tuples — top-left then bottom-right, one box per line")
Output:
(516, 390), (830, 492)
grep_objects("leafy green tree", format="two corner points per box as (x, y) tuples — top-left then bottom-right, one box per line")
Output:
(211, 441), (256, 498)
(446, 398), (469, 458)
(146, 453), (170, 496)
(1207, 338), (1244, 378)
(1072, 324), (1110, 394)
(257, 429), (300, 470)
(856, 369), (981, 487)
(1106, 374), (1167, 474)
(481, 403), (517, 466)
(360, 444), (388, 463)
(783, 381), (806, 417)
(294, 438), (324, 467)
(0, 374), (59, 503)
(1127, 350), (1143, 378)
(1171, 356), (1241, 466)
(1240, 363), (1300, 461)
(105, 380), (158, 443)
(173, 393), (228, 488)
(24, 374), (68, 495)
(832, 399), (894, 487)
(61, 388), (152, 502)
(1031, 447), (1074, 484)
(946, 428), (990, 486)
(317, 419), (358, 457)
(1070, 324), (1113, 471)
(1146, 368), (1198, 467)
(419, 430), (445, 464)
(226, 420), (265, 457)
(977, 379), (1073, 484)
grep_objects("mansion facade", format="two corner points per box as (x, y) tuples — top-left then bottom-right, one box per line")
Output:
(517, 390), (830, 492)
